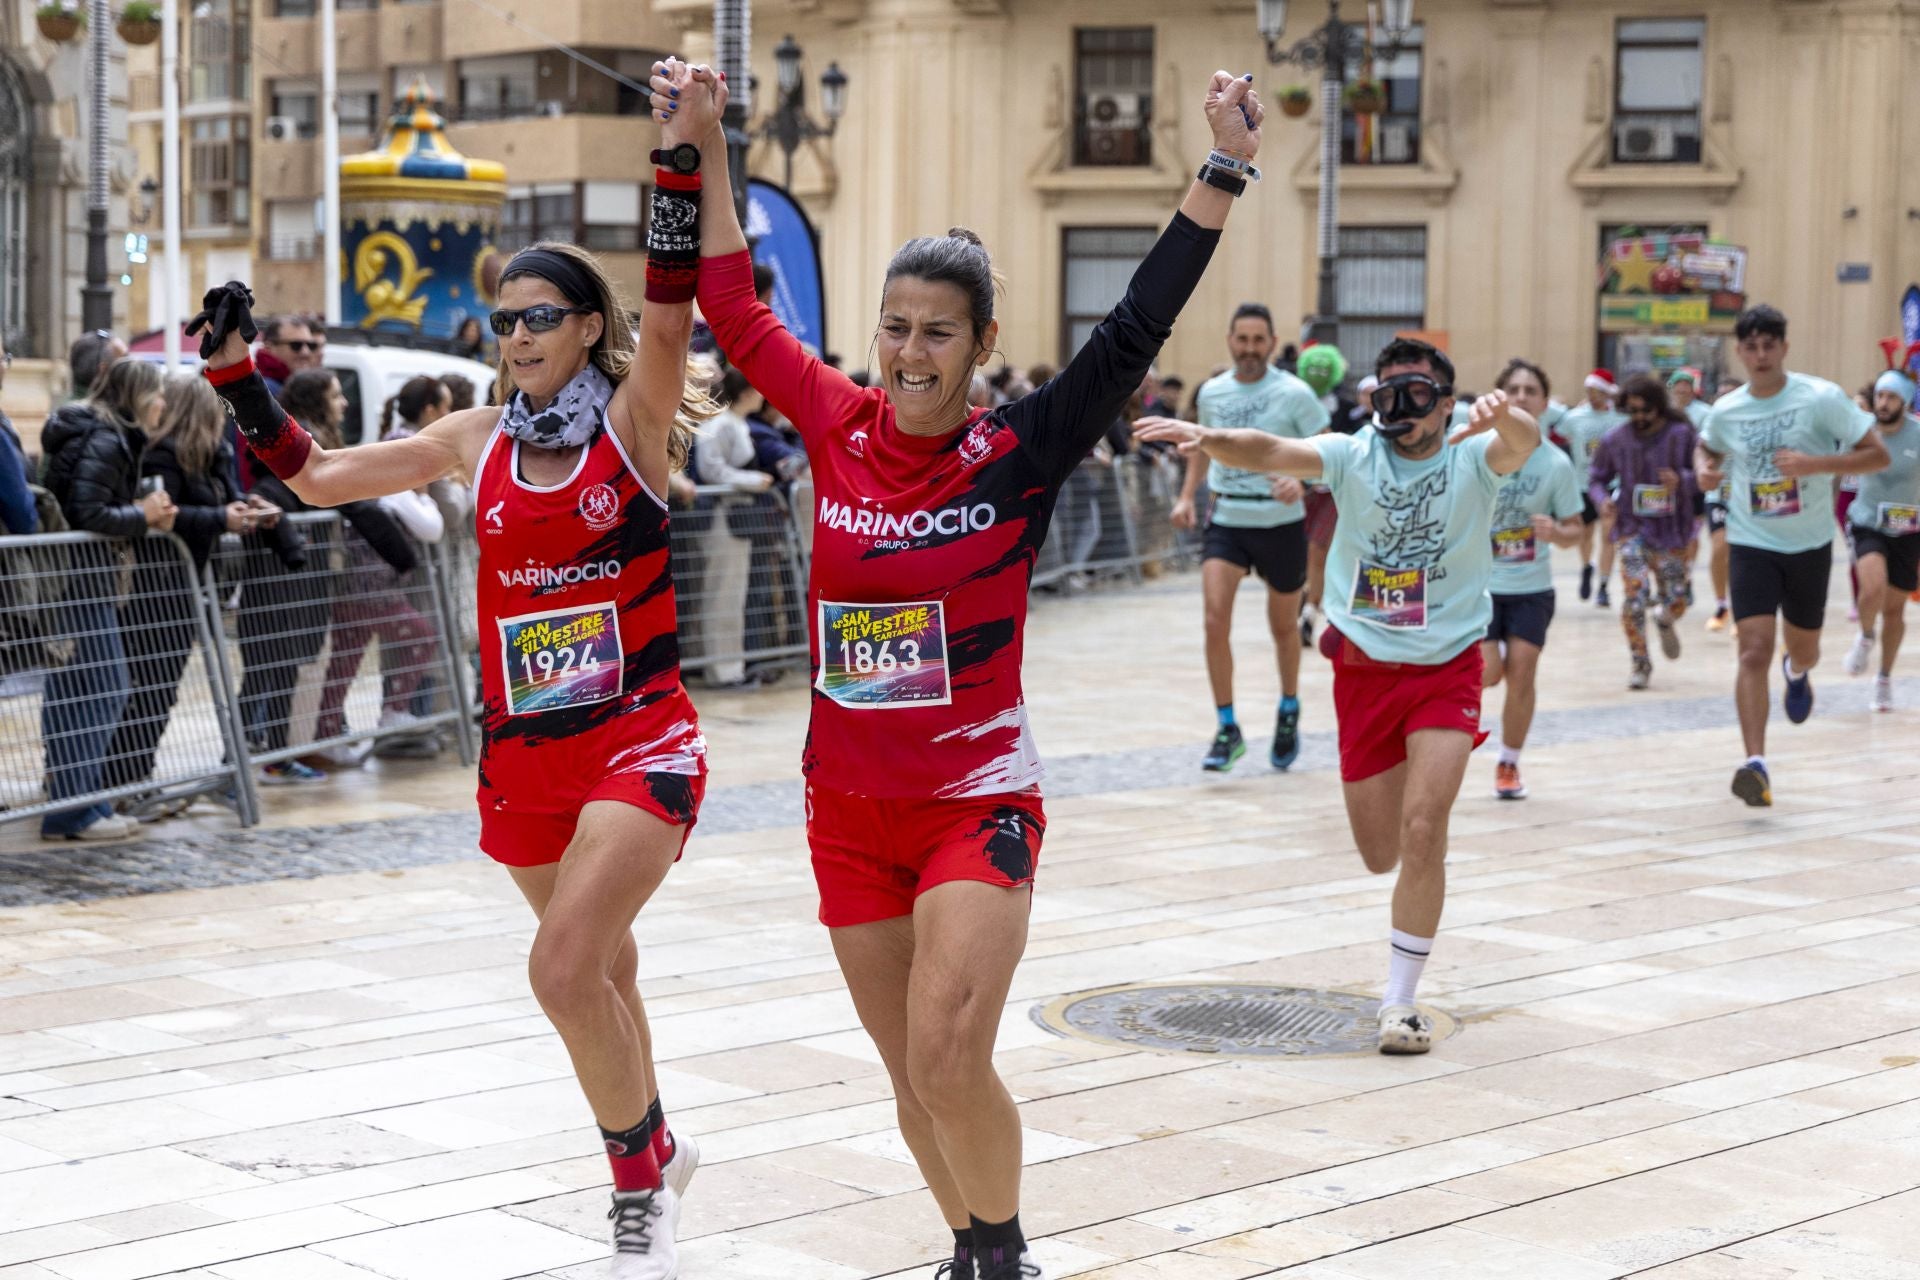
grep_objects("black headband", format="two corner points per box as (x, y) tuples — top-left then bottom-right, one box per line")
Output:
(499, 248), (599, 310)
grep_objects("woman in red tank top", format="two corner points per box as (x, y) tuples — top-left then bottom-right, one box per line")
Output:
(194, 64), (727, 1280)
(656, 61), (1265, 1280)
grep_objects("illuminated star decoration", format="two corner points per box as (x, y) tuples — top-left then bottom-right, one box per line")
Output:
(1611, 241), (1661, 294)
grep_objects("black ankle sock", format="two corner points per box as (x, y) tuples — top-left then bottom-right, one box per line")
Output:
(951, 1226), (973, 1258)
(969, 1213), (1023, 1264)
(646, 1096), (674, 1162)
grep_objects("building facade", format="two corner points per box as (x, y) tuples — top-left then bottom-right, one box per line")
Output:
(690, 0), (1920, 398)
(245, 0), (679, 318)
(123, 0), (256, 341)
(0, 0), (134, 429)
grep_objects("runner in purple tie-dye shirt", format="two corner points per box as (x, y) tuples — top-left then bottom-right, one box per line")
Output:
(1591, 375), (1700, 688)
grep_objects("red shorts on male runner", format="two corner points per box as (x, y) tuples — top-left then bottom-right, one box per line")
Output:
(480, 767), (707, 868)
(807, 784), (1046, 928)
(1323, 626), (1487, 782)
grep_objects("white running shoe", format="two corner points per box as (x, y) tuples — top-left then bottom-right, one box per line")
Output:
(1872, 675), (1894, 713)
(662, 1132), (699, 1199)
(1844, 632), (1875, 677)
(607, 1185), (679, 1279)
(1378, 1004), (1433, 1055)
(977, 1250), (1046, 1280)
(1654, 608), (1681, 660)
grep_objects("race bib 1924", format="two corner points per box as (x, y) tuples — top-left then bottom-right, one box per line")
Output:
(1351, 562), (1428, 630)
(1751, 477), (1802, 518)
(498, 601), (623, 716)
(816, 600), (952, 708)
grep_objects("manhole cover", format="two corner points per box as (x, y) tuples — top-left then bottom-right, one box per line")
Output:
(1032, 982), (1457, 1059)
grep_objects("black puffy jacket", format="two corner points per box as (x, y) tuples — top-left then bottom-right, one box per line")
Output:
(141, 436), (241, 569)
(39, 403), (148, 537)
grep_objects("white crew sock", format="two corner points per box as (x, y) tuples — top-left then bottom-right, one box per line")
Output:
(1384, 929), (1432, 1006)
(1785, 658), (1806, 680)
(1498, 744), (1521, 766)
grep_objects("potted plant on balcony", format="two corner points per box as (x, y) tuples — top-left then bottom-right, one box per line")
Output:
(1343, 78), (1386, 116)
(1279, 85), (1313, 118)
(35, 2), (84, 42)
(117, 0), (163, 45)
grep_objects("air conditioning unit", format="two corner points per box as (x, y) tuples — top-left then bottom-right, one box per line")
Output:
(1082, 91), (1147, 164)
(1618, 120), (1677, 162)
(264, 115), (299, 142)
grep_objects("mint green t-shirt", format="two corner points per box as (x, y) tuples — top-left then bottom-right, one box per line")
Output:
(1488, 444), (1583, 596)
(1558, 402), (1627, 473)
(1308, 429), (1504, 663)
(1684, 399), (1711, 430)
(1199, 367), (1330, 528)
(1701, 373), (1874, 552)
(1849, 417), (1920, 534)
(1452, 399), (1567, 437)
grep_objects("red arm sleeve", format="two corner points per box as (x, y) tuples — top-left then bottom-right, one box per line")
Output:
(698, 250), (869, 454)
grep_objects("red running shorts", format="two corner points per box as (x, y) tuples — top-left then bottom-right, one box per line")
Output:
(479, 768), (706, 868)
(807, 783), (1047, 928)
(1323, 626), (1488, 782)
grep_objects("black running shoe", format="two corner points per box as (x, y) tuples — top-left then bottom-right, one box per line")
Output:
(935, 1253), (976, 1280)
(977, 1251), (1044, 1280)
(1270, 701), (1300, 770)
(1579, 564), (1594, 600)
(1202, 724), (1246, 772)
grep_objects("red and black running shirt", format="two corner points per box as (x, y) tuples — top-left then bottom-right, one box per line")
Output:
(699, 212), (1219, 799)
(473, 416), (704, 815)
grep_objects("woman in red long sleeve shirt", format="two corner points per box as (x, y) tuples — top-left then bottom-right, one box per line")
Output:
(656, 63), (1264, 1280)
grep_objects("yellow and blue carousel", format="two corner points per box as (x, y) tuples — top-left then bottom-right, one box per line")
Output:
(340, 80), (507, 339)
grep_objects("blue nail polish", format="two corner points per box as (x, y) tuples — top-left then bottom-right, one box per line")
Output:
(1244, 72), (1254, 81)
(670, 88), (679, 98)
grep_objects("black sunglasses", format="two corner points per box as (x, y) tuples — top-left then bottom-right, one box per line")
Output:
(489, 305), (593, 337)
(276, 339), (319, 353)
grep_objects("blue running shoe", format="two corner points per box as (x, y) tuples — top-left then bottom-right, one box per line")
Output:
(1780, 654), (1814, 724)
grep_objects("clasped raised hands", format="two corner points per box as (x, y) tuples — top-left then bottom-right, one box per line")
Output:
(649, 57), (728, 147)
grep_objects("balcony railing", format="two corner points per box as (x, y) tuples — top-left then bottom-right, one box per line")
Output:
(262, 234), (318, 262)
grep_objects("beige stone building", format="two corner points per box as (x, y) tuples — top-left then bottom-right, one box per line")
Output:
(687, 0), (1920, 398)
(243, 0), (680, 316)
(1, 0), (134, 432)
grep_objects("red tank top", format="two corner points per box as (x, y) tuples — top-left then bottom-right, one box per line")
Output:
(472, 417), (703, 814)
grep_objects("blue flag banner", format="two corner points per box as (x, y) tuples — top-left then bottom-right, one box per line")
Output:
(747, 179), (828, 356)
(1902, 284), (1920, 372)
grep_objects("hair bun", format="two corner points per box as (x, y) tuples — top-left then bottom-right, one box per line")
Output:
(946, 226), (985, 248)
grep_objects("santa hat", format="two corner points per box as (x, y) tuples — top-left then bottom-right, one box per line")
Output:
(1584, 368), (1619, 396)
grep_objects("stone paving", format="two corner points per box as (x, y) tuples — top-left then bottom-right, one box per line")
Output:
(0, 559), (1916, 1279)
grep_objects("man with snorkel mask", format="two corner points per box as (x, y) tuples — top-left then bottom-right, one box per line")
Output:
(1138, 337), (1539, 1055)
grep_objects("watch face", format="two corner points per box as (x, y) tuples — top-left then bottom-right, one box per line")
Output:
(673, 144), (700, 172)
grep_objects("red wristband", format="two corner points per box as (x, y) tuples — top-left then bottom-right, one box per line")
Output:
(655, 169), (701, 192)
(204, 352), (257, 387)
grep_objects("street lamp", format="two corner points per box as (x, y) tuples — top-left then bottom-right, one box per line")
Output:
(752, 33), (848, 193)
(1260, 0), (1416, 349)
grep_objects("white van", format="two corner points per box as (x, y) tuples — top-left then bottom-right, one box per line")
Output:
(324, 343), (497, 445)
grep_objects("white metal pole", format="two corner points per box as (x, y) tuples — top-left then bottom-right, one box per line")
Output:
(161, 0), (182, 370)
(320, 0), (341, 326)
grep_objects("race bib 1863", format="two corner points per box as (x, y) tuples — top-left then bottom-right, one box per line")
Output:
(1351, 562), (1428, 630)
(816, 600), (952, 709)
(498, 601), (623, 716)
(1879, 502), (1920, 535)
(1751, 477), (1802, 517)
(1491, 526), (1536, 563)
(1632, 484), (1674, 517)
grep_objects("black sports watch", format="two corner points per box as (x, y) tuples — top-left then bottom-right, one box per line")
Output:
(650, 144), (701, 175)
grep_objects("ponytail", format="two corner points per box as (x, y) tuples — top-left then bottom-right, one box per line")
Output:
(379, 394), (399, 440)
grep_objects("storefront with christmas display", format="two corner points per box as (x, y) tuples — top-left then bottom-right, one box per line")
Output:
(1596, 229), (1748, 388)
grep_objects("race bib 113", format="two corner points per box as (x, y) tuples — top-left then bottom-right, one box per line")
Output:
(1880, 502), (1920, 535)
(816, 600), (952, 708)
(1491, 526), (1536, 563)
(1751, 477), (1802, 518)
(498, 601), (623, 716)
(1351, 562), (1428, 630)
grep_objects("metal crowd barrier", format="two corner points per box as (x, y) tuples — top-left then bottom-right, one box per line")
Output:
(1, 454), (1198, 833)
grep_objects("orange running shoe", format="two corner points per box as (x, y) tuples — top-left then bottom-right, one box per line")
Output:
(1705, 604), (1729, 633)
(1494, 760), (1527, 800)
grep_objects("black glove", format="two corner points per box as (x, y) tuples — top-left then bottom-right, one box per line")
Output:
(186, 281), (260, 360)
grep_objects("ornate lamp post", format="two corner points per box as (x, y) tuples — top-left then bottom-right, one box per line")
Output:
(1258, 0), (1414, 348)
(752, 34), (847, 193)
